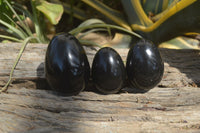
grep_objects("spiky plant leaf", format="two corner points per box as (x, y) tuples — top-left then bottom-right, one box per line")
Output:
(134, 0), (200, 44)
(159, 37), (200, 49)
(36, 0), (63, 25)
(140, 0), (169, 15)
(81, 0), (131, 30)
(121, 0), (153, 27)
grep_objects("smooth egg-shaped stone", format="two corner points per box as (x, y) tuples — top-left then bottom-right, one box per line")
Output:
(92, 47), (126, 94)
(45, 33), (90, 95)
(126, 39), (164, 90)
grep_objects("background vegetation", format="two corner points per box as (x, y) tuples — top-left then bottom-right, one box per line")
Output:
(0, 0), (199, 48)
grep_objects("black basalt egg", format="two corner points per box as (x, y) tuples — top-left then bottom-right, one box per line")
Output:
(45, 33), (90, 95)
(92, 47), (126, 94)
(126, 39), (164, 91)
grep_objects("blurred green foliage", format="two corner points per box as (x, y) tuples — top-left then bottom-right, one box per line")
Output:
(59, 0), (200, 49)
(0, 0), (63, 43)
(0, 0), (12, 23)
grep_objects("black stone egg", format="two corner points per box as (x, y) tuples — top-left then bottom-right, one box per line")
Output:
(45, 33), (90, 95)
(92, 47), (126, 94)
(126, 39), (164, 91)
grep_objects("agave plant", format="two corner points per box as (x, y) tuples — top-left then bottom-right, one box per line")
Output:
(58, 0), (200, 49)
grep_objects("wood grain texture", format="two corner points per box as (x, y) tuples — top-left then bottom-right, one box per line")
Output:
(1, 87), (200, 133)
(0, 43), (200, 88)
(0, 42), (200, 133)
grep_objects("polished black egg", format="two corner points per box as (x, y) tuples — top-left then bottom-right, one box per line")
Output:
(126, 39), (164, 90)
(92, 47), (126, 94)
(45, 33), (90, 95)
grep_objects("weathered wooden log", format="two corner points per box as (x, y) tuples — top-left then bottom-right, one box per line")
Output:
(0, 43), (199, 88)
(0, 42), (200, 132)
(1, 87), (200, 133)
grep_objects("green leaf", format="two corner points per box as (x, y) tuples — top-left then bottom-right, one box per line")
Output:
(79, 39), (102, 48)
(4, 0), (33, 36)
(102, 33), (133, 48)
(77, 18), (105, 28)
(77, 18), (112, 36)
(0, 37), (39, 93)
(13, 3), (34, 22)
(69, 23), (142, 39)
(151, 0), (180, 22)
(62, 2), (87, 20)
(2, 13), (28, 38)
(121, 0), (153, 27)
(0, 19), (26, 39)
(141, 0), (169, 15)
(78, 28), (108, 39)
(31, 0), (48, 43)
(73, 19), (136, 48)
(81, 0), (131, 30)
(0, 34), (23, 42)
(134, 0), (200, 44)
(159, 37), (200, 49)
(0, 0), (12, 24)
(36, 0), (63, 25)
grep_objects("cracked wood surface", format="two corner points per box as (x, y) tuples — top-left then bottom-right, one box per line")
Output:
(0, 42), (200, 132)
